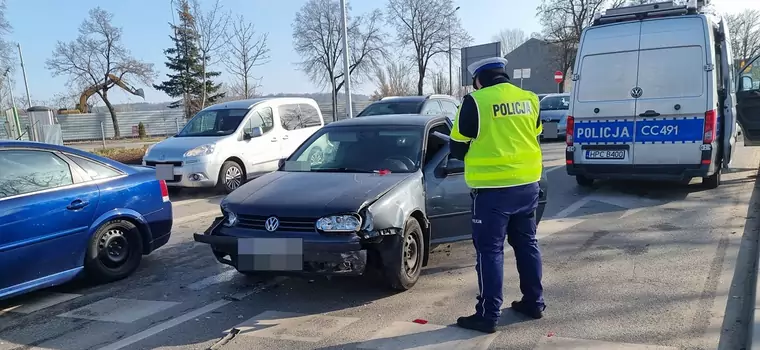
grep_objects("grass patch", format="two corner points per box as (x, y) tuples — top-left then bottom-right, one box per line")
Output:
(93, 145), (148, 165)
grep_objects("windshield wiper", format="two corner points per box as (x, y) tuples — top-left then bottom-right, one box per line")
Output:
(310, 167), (377, 173)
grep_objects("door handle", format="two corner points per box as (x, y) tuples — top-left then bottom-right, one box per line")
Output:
(282, 135), (289, 140)
(638, 110), (661, 117)
(270, 137), (278, 142)
(67, 199), (89, 210)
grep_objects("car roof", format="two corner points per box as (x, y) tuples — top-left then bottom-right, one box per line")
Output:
(326, 114), (448, 128)
(377, 95), (457, 103)
(0, 140), (136, 173)
(204, 97), (317, 111)
(542, 93), (570, 98)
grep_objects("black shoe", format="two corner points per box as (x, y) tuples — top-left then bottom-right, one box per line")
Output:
(510, 300), (544, 319)
(456, 314), (497, 333)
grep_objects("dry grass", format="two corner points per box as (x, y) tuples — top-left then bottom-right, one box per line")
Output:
(93, 145), (148, 165)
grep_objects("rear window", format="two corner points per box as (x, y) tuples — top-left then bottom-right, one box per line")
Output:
(540, 96), (570, 110)
(576, 51), (639, 102)
(636, 46), (704, 99)
(358, 101), (422, 116)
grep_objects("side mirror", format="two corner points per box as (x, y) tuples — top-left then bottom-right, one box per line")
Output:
(244, 127), (264, 140)
(277, 158), (286, 170)
(741, 76), (754, 91)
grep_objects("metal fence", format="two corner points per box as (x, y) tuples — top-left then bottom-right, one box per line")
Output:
(0, 101), (372, 143)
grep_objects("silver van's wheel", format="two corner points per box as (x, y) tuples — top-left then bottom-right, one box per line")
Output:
(217, 161), (245, 194)
(308, 147), (324, 166)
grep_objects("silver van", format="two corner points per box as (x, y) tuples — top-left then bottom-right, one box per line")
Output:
(142, 97), (325, 193)
(565, 0), (739, 189)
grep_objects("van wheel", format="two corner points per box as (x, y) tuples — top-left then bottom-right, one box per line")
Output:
(702, 169), (721, 189)
(576, 175), (594, 187)
(217, 161), (245, 194)
(381, 219), (424, 291)
(84, 220), (143, 283)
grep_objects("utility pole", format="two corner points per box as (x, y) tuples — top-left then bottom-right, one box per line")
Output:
(339, 0), (353, 118)
(447, 6), (460, 96)
(17, 44), (32, 108)
(3, 67), (20, 138)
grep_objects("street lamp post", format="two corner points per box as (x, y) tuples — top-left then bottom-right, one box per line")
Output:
(339, 0), (353, 119)
(448, 6), (460, 96)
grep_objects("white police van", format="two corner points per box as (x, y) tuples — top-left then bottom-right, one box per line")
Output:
(564, 0), (759, 189)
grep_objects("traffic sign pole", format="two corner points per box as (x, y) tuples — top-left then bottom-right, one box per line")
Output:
(554, 70), (564, 93)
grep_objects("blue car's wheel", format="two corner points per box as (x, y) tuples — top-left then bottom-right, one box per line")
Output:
(84, 219), (143, 283)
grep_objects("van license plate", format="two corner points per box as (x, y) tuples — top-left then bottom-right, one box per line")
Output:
(585, 150), (625, 160)
(155, 164), (175, 180)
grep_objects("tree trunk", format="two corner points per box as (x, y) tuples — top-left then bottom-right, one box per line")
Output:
(244, 76), (249, 99)
(201, 55), (207, 109)
(103, 93), (121, 138)
(330, 79), (338, 122)
(417, 63), (425, 95)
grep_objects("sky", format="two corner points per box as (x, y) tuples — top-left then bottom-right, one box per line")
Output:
(3, 0), (758, 106)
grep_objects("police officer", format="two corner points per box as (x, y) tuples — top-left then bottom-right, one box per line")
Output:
(451, 57), (545, 334)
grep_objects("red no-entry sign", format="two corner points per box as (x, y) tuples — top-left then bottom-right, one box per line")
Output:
(554, 71), (563, 84)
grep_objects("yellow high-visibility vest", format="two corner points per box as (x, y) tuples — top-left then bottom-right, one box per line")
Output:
(450, 83), (543, 188)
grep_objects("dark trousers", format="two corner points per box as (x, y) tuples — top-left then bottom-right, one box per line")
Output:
(471, 182), (544, 323)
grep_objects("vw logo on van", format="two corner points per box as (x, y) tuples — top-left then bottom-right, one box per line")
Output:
(630, 87), (643, 98)
(264, 216), (279, 232)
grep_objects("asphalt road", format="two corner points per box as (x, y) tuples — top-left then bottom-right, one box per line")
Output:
(1, 140), (759, 350)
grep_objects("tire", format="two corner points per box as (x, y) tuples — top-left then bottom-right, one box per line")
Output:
(217, 160), (245, 194)
(382, 219), (424, 291)
(307, 147), (324, 166)
(576, 175), (594, 187)
(84, 219), (143, 283)
(702, 168), (721, 189)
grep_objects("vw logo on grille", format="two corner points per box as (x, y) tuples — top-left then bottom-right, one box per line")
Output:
(264, 216), (279, 232)
(630, 87), (643, 98)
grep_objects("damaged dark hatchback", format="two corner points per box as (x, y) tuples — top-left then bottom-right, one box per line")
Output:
(193, 114), (548, 290)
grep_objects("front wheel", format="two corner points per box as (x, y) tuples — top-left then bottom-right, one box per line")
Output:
(217, 161), (245, 194)
(84, 220), (143, 283)
(381, 219), (424, 291)
(576, 175), (594, 187)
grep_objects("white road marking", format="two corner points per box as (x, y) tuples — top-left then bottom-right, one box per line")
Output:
(545, 164), (566, 174)
(1, 292), (82, 315)
(551, 197), (591, 220)
(358, 321), (499, 349)
(95, 277), (286, 350)
(535, 336), (678, 350)
(231, 310), (359, 342)
(57, 298), (179, 323)
(174, 209), (220, 225)
(536, 218), (585, 240)
(186, 268), (237, 291)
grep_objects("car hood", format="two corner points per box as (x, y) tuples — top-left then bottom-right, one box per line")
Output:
(539, 109), (568, 122)
(146, 136), (221, 159)
(224, 171), (414, 218)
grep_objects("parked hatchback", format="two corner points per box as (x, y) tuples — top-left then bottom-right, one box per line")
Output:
(143, 98), (325, 193)
(356, 95), (460, 120)
(0, 141), (173, 300)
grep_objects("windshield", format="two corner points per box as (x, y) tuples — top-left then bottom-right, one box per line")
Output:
(357, 101), (422, 117)
(177, 108), (249, 137)
(540, 96), (570, 111)
(283, 125), (424, 173)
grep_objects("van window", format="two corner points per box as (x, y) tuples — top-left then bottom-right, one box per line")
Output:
(637, 46), (704, 98)
(298, 104), (322, 127)
(576, 52), (639, 102)
(279, 104), (302, 131)
(178, 109), (248, 137)
(421, 101), (443, 115)
(244, 107), (274, 135)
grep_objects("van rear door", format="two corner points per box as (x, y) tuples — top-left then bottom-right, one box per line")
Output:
(718, 18), (738, 165)
(571, 21), (640, 166)
(736, 56), (760, 146)
(633, 17), (709, 166)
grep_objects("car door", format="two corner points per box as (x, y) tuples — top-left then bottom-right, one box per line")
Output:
(718, 18), (738, 166)
(0, 148), (100, 296)
(241, 107), (280, 176)
(423, 123), (471, 243)
(736, 56), (760, 146)
(277, 103), (305, 158)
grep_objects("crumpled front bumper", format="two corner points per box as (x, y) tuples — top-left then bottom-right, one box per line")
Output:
(193, 217), (368, 276)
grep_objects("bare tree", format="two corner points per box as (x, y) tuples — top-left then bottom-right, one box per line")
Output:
(191, 0), (230, 109)
(493, 28), (527, 56)
(292, 0), (386, 119)
(429, 70), (447, 94)
(387, 0), (471, 95)
(46, 7), (155, 138)
(726, 10), (760, 75)
(223, 15), (270, 100)
(370, 59), (415, 100)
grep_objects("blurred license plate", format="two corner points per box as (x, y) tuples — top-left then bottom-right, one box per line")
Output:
(155, 164), (174, 180)
(237, 238), (303, 271)
(585, 150), (625, 159)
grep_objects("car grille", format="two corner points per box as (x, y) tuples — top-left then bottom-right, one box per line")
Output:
(146, 160), (183, 167)
(237, 215), (317, 232)
(167, 175), (182, 183)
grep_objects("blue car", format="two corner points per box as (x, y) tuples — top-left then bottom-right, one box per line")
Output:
(0, 141), (173, 300)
